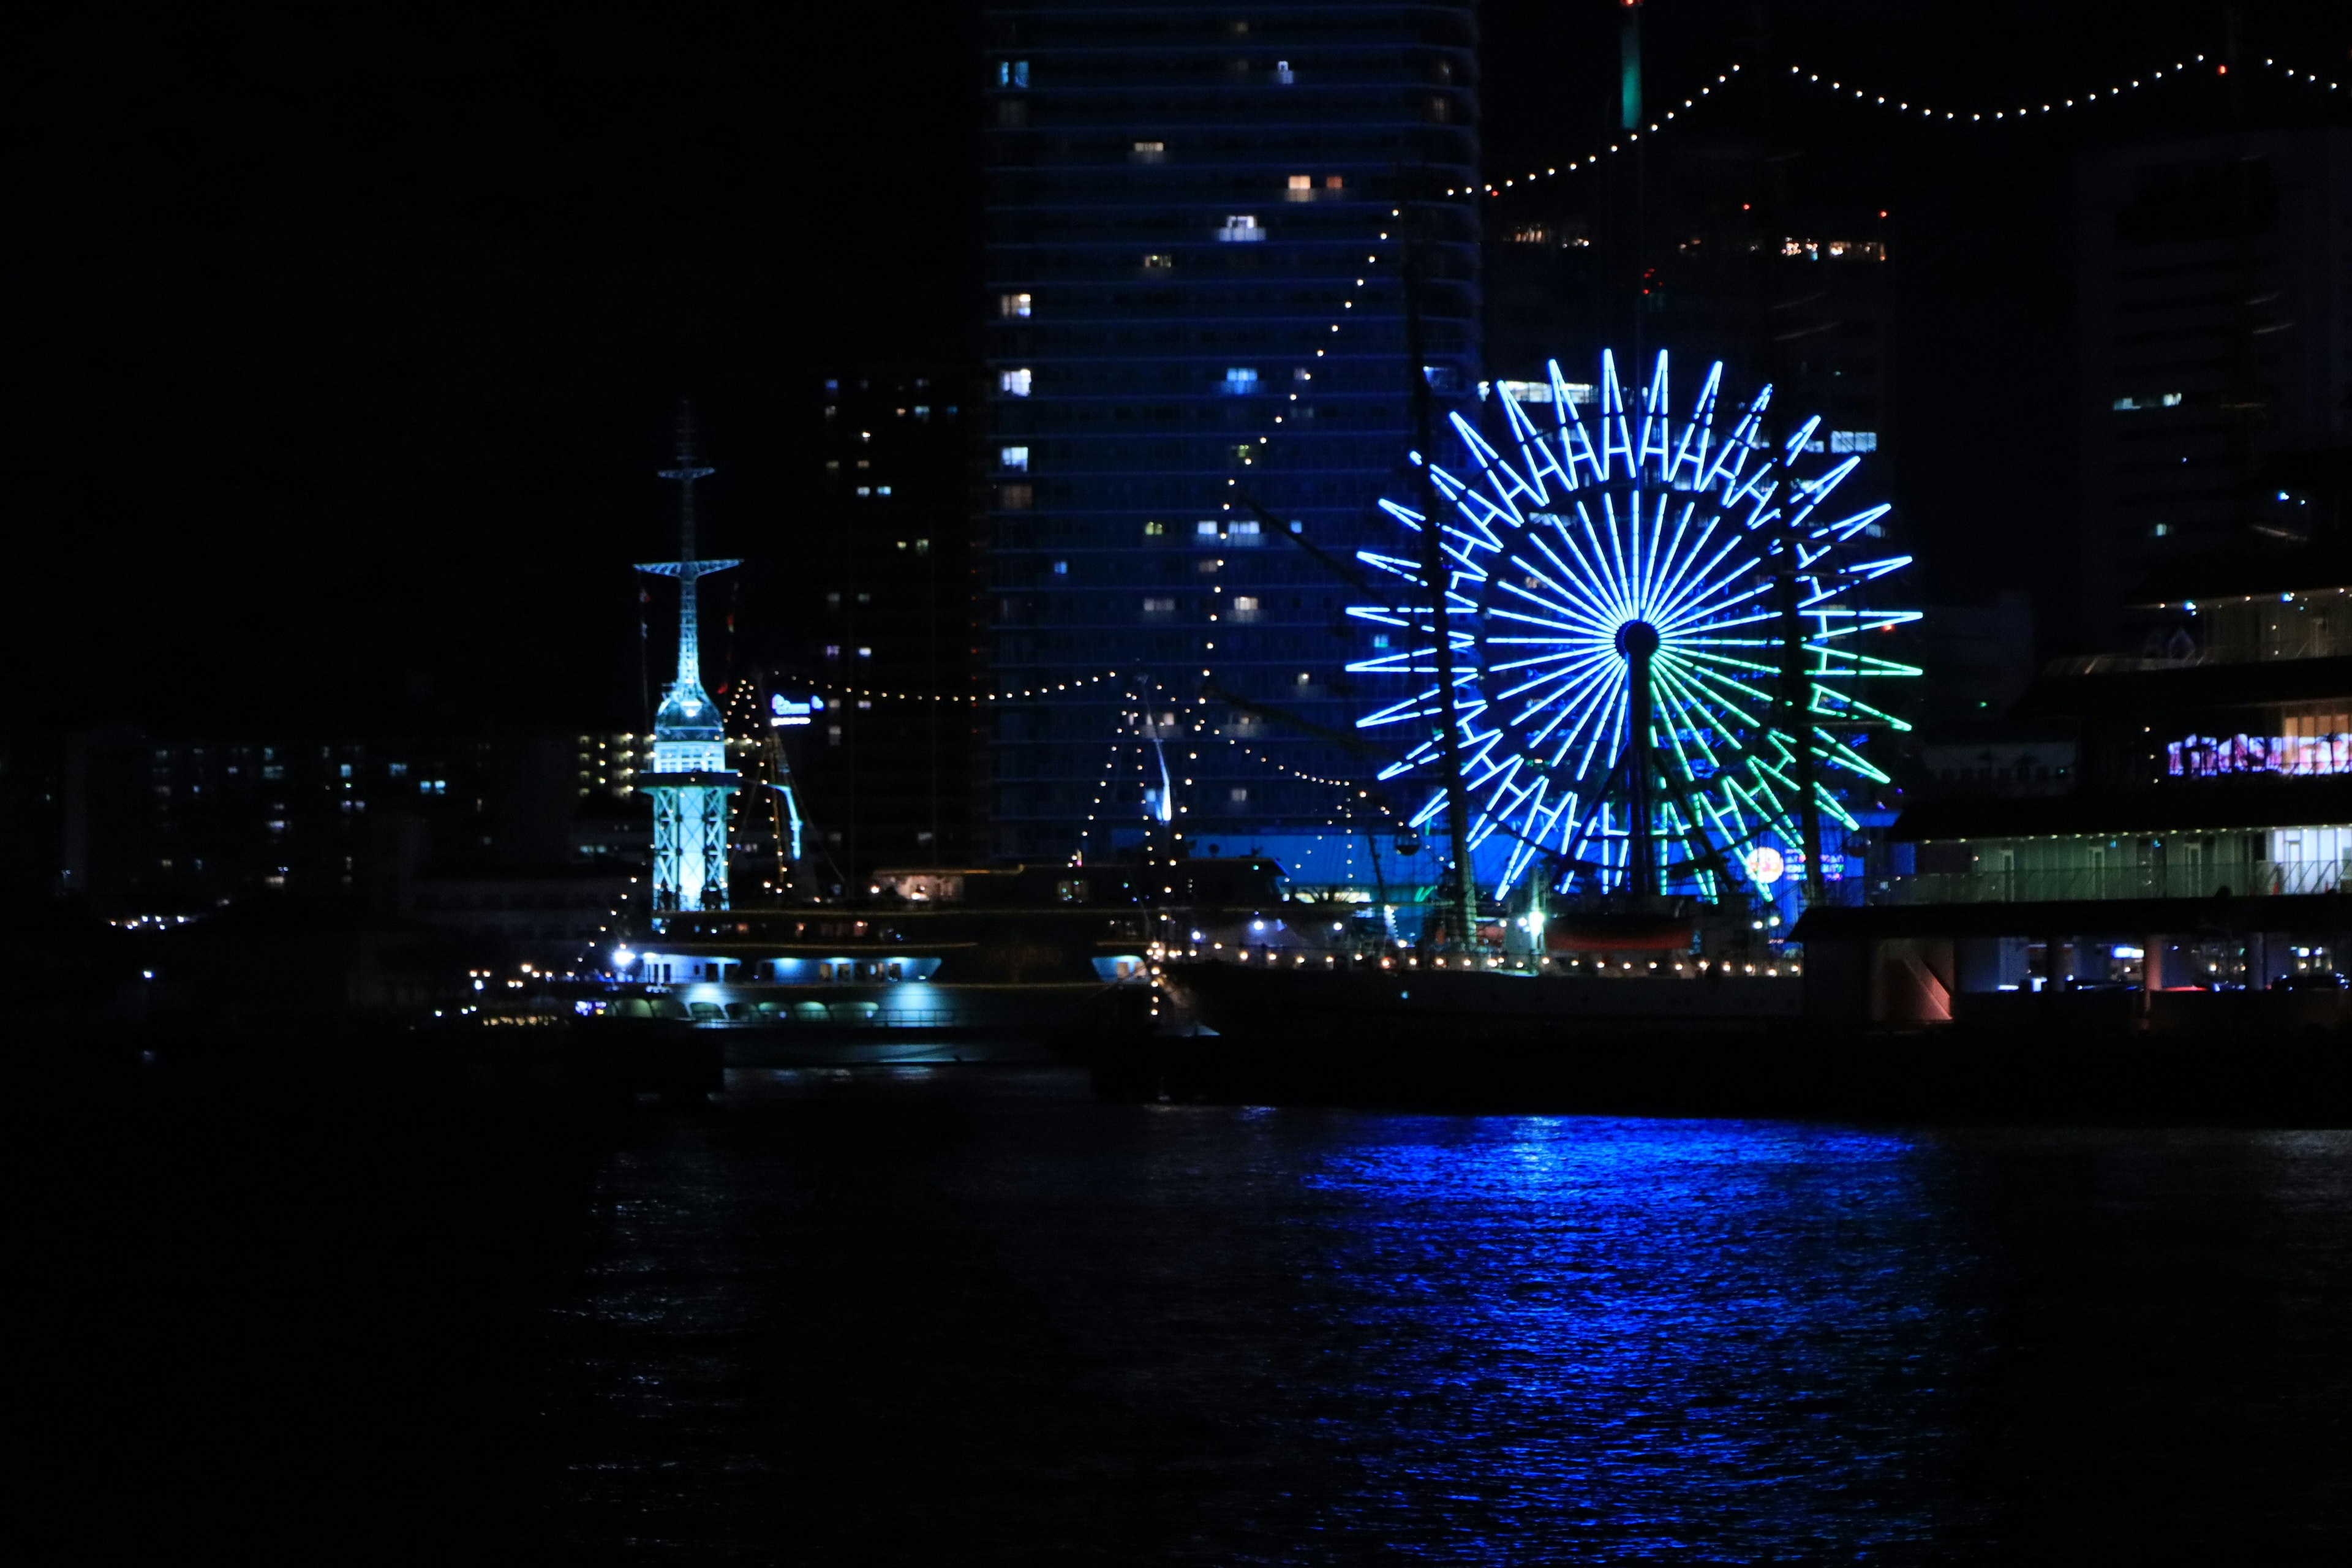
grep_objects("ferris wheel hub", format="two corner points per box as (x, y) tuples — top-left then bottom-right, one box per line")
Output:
(1613, 619), (1662, 658)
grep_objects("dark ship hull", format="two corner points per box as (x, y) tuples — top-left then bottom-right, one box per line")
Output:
(1123, 959), (2352, 1125)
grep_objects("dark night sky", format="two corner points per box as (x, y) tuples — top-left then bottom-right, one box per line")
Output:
(7, 2), (2345, 739)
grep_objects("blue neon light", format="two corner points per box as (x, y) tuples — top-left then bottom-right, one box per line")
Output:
(1350, 350), (1919, 902)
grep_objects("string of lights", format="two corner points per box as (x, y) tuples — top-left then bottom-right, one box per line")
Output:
(801, 669), (1122, 704)
(1071, 686), (1148, 864)
(1445, 66), (1744, 199)
(1215, 206), (1411, 518)
(1468, 55), (2343, 212)
(567, 873), (644, 977)
(1779, 51), (2342, 121)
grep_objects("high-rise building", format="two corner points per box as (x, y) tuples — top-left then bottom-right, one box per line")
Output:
(2075, 129), (2351, 650)
(981, 2), (1480, 862)
(1483, 141), (1899, 495)
(779, 368), (979, 881)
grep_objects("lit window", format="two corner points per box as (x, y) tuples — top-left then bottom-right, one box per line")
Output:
(1144, 521), (1165, 537)
(1142, 253), (1174, 270)
(913, 538), (930, 555)
(1196, 521), (1219, 537)
(856, 486), (871, 496)
(1223, 367), (1259, 393)
(1325, 175), (1343, 190)
(1000, 445), (1028, 471)
(912, 404), (929, 420)
(1218, 214), (1264, 242)
(387, 763), (406, 777)
(1287, 174), (1313, 200)
(999, 292), (1031, 318)
(1232, 595), (1261, 620)
(857, 647), (873, 658)
(827, 725), (843, 747)
(1131, 140), (1166, 163)
(1229, 519), (1261, 541)
(997, 60), (1029, 88)
(1274, 60), (1294, 85)
(1000, 368), (1033, 397)
(876, 485), (892, 496)
(1371, 633), (1391, 649)
(824, 644), (842, 662)
(1295, 672), (1311, 685)
(1230, 786), (1250, 802)
(1827, 430), (1878, 453)
(1051, 560), (1068, 576)
(1143, 597), (1175, 617)
(1000, 483), (1033, 510)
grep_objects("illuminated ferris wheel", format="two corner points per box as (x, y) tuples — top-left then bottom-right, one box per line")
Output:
(1348, 350), (1920, 903)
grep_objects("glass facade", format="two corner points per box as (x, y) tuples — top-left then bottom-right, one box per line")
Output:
(982, 2), (1480, 860)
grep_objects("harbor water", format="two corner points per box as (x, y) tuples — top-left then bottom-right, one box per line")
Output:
(27, 1056), (2352, 1561)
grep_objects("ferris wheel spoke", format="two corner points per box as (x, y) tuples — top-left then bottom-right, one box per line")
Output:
(1666, 360), (1723, 489)
(1650, 658), (1752, 759)
(1637, 351), (1675, 476)
(1349, 348), (1907, 905)
(1513, 654), (1621, 737)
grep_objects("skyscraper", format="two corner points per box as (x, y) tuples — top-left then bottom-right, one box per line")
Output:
(982, 2), (1480, 862)
(2075, 128), (2351, 649)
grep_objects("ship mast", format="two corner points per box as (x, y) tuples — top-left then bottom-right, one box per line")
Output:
(1403, 202), (1478, 953)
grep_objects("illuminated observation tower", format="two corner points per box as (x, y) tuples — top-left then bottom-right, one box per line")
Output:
(638, 410), (741, 914)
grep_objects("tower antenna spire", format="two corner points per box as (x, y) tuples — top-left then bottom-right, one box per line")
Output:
(638, 399), (742, 913)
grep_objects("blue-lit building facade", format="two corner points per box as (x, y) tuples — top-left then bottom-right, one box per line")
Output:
(982, 2), (1480, 864)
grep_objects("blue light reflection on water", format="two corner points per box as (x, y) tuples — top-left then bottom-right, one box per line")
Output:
(1274, 1117), (1977, 1559)
(550, 1074), (2351, 1562)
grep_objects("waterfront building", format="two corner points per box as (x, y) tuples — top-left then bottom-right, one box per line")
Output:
(57, 726), (589, 914)
(2074, 128), (2350, 649)
(981, 1), (1481, 861)
(778, 369), (979, 880)
(1817, 552), (2352, 1015)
